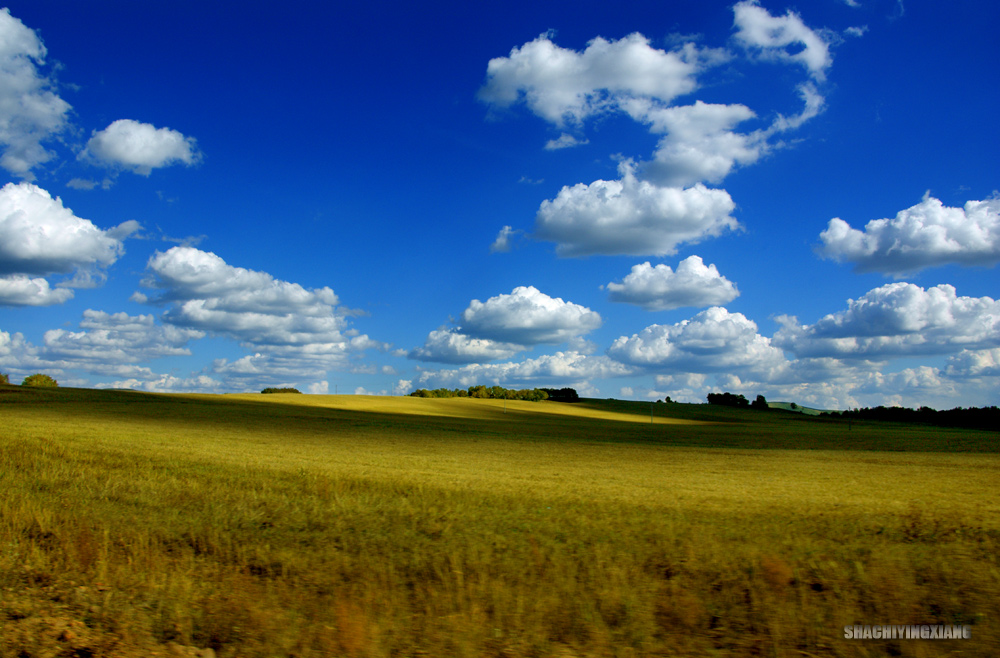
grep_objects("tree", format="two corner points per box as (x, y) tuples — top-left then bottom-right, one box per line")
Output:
(539, 387), (579, 402)
(751, 394), (768, 410)
(0, 372), (8, 385)
(706, 392), (748, 408)
(22, 373), (58, 387)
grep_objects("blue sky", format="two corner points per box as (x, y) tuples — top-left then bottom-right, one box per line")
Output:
(1, 0), (998, 409)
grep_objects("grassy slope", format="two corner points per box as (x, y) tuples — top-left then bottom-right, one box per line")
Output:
(1, 386), (998, 657)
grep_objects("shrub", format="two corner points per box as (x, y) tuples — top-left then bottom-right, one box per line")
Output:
(261, 387), (301, 394)
(22, 373), (58, 387)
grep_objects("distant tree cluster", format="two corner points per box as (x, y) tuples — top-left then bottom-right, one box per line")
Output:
(22, 373), (57, 387)
(261, 387), (302, 394)
(0, 372), (8, 385)
(706, 391), (749, 408)
(539, 387), (580, 402)
(823, 405), (1000, 431)
(706, 392), (769, 410)
(409, 385), (550, 401)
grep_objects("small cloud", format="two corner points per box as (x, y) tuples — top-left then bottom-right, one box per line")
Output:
(845, 25), (869, 38)
(308, 381), (329, 394)
(81, 119), (201, 176)
(544, 133), (589, 150)
(66, 178), (98, 190)
(490, 225), (524, 253)
(606, 256), (739, 311)
(518, 175), (544, 185)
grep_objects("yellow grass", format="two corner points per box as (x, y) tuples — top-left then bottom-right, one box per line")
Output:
(1, 387), (998, 657)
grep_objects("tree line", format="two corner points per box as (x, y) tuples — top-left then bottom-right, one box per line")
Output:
(706, 392), (769, 409)
(0, 372), (58, 387)
(822, 405), (1000, 431)
(410, 386), (580, 402)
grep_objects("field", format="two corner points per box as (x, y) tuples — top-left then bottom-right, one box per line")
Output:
(1, 386), (998, 657)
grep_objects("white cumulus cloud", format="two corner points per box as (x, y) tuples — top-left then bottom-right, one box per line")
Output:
(0, 8), (71, 178)
(606, 256), (739, 311)
(83, 119), (201, 175)
(461, 285), (602, 345)
(490, 225), (522, 253)
(417, 351), (635, 389)
(534, 161), (737, 257)
(544, 133), (589, 150)
(732, 0), (833, 80)
(0, 182), (139, 304)
(41, 310), (202, 367)
(0, 274), (74, 306)
(139, 247), (381, 382)
(0, 182), (138, 276)
(945, 348), (1000, 379)
(818, 194), (1000, 275)
(408, 328), (524, 364)
(478, 32), (702, 126)
(624, 100), (760, 187)
(98, 374), (224, 394)
(608, 307), (786, 377)
(774, 283), (1000, 358)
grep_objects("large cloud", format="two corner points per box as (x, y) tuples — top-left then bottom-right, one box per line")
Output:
(774, 283), (1000, 358)
(140, 247), (365, 353)
(82, 119), (201, 175)
(633, 85), (824, 187)
(460, 285), (601, 344)
(0, 9), (71, 178)
(0, 183), (137, 276)
(0, 309), (203, 383)
(606, 256), (739, 311)
(41, 310), (202, 368)
(0, 182), (139, 305)
(409, 286), (601, 364)
(534, 161), (737, 257)
(623, 100), (760, 187)
(607, 306), (786, 377)
(818, 194), (1000, 275)
(732, 0), (833, 80)
(408, 328), (523, 364)
(478, 32), (703, 126)
(0, 275), (73, 306)
(946, 348), (1000, 379)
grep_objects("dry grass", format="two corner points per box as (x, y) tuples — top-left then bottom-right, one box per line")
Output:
(1, 387), (998, 657)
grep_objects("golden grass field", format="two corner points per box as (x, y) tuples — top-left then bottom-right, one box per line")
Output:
(1, 386), (997, 657)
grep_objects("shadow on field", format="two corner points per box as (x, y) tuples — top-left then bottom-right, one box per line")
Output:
(2, 385), (997, 452)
